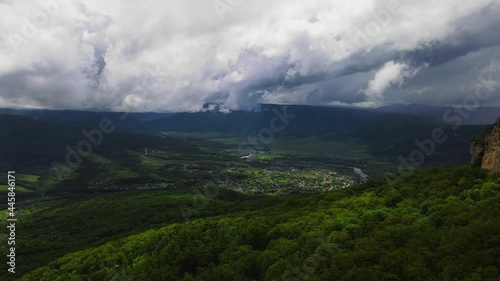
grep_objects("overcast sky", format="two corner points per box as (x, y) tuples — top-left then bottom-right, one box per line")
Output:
(1, 0), (500, 112)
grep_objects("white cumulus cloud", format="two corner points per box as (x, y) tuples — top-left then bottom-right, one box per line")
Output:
(364, 61), (418, 99)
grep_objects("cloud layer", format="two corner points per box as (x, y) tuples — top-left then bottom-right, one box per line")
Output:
(1, 0), (500, 112)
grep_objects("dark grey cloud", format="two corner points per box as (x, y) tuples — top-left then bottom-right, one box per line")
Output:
(403, 5), (500, 68)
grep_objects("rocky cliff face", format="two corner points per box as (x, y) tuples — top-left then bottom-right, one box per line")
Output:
(471, 118), (500, 172)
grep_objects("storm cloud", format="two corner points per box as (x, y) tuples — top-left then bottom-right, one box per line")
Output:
(1, 0), (500, 112)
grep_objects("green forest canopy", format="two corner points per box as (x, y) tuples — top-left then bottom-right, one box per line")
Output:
(20, 166), (500, 281)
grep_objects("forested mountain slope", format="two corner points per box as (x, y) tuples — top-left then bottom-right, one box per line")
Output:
(21, 166), (500, 281)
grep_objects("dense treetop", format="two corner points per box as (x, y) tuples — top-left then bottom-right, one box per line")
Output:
(20, 166), (500, 281)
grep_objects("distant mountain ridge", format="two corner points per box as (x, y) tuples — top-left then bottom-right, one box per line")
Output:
(2, 103), (497, 129)
(376, 104), (500, 125)
(0, 104), (434, 134)
(0, 108), (174, 128)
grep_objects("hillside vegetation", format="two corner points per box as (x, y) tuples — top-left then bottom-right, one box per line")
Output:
(20, 166), (500, 281)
